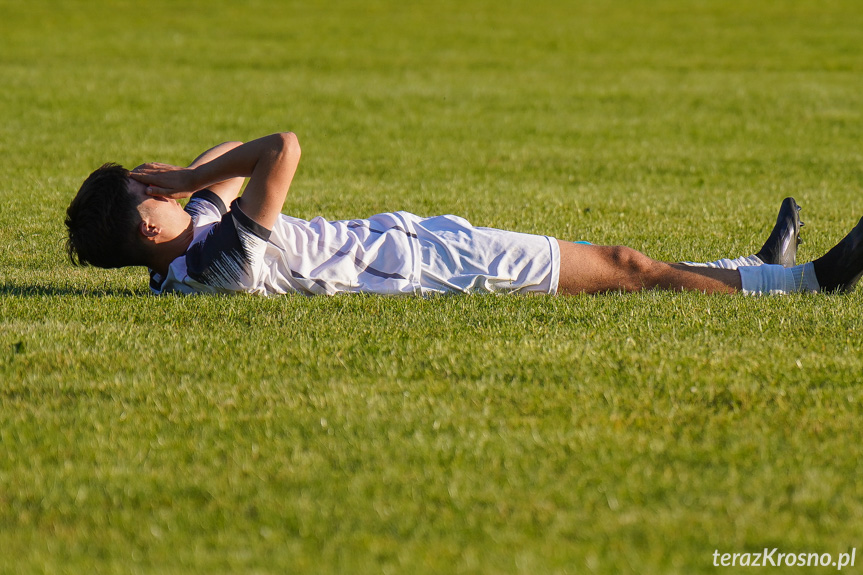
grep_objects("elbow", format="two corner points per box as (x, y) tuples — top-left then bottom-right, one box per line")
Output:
(279, 132), (301, 158)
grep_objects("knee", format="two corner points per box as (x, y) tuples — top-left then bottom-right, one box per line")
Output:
(606, 245), (660, 279)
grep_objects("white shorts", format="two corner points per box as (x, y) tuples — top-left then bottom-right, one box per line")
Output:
(414, 215), (560, 295)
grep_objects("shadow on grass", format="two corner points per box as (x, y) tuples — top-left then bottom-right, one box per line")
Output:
(0, 282), (150, 298)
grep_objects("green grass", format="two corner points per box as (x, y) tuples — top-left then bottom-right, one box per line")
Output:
(2, 0), (863, 573)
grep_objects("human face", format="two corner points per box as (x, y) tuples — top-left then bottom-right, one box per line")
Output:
(128, 177), (191, 241)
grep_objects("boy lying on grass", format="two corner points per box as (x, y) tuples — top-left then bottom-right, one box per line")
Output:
(65, 132), (863, 297)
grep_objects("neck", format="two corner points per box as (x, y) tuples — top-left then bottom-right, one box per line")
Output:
(148, 223), (194, 277)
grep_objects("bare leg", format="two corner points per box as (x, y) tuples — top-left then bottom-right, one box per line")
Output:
(557, 241), (742, 295)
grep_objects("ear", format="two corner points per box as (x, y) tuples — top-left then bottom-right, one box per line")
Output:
(138, 220), (160, 240)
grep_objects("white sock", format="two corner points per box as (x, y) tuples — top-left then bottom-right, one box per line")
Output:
(738, 262), (820, 295)
(682, 255), (764, 270)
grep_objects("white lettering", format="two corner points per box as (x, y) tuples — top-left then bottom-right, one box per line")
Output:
(711, 547), (857, 569)
(752, 551), (762, 567)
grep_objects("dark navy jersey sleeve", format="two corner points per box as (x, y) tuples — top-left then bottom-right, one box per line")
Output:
(185, 189), (227, 223)
(191, 189), (227, 214)
(184, 200), (270, 292)
(231, 198), (271, 241)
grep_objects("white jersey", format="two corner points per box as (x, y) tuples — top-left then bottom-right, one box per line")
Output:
(151, 190), (424, 296)
(150, 190), (560, 297)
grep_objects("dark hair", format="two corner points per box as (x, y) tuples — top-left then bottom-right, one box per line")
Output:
(65, 163), (147, 268)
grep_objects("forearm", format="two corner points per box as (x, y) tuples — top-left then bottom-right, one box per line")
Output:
(191, 133), (299, 190)
(187, 141), (243, 170)
(187, 141), (246, 205)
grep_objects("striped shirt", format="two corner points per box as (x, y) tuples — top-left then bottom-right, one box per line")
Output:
(150, 190), (424, 296)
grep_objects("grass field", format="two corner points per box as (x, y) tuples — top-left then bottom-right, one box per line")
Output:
(2, 0), (863, 573)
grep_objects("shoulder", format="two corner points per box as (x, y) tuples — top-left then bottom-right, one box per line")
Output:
(152, 198), (274, 294)
(185, 189), (228, 225)
(184, 199), (270, 291)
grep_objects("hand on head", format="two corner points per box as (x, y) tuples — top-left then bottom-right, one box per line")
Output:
(130, 163), (197, 199)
